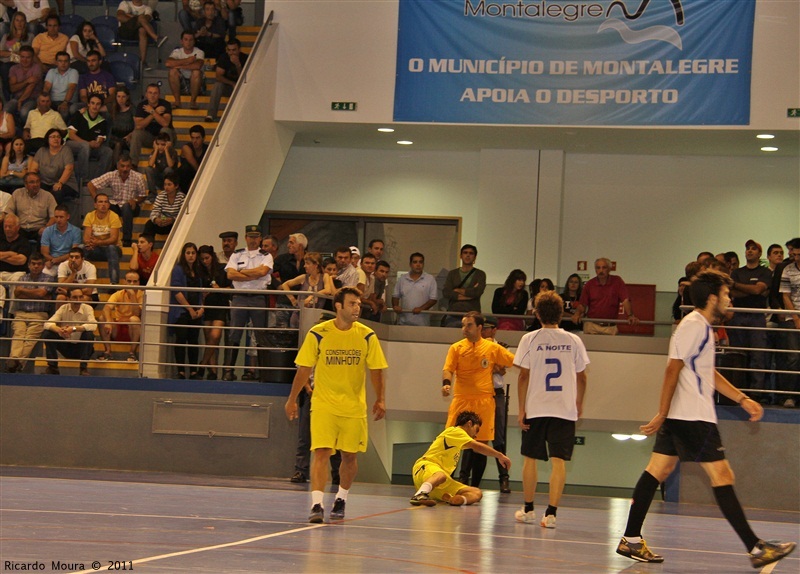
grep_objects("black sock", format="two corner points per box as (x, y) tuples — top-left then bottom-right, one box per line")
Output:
(458, 449), (473, 481)
(713, 485), (759, 551)
(524, 501), (534, 513)
(545, 505), (557, 517)
(470, 453), (487, 487)
(624, 471), (660, 538)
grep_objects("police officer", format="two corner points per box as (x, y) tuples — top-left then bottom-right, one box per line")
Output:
(222, 225), (272, 381)
(217, 230), (239, 264)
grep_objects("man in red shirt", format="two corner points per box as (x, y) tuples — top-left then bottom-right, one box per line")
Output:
(574, 258), (638, 335)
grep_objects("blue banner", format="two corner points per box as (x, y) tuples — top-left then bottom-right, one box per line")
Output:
(394, 0), (755, 125)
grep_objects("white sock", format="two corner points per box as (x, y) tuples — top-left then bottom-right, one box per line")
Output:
(625, 536), (642, 544)
(312, 490), (324, 507)
(415, 482), (433, 495)
(336, 487), (349, 501)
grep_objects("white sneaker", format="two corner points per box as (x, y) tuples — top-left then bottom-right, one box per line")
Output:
(514, 508), (536, 524)
(540, 514), (556, 528)
(783, 398), (796, 408)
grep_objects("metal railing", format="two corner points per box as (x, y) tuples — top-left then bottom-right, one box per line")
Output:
(0, 279), (327, 380)
(2, 282), (797, 404)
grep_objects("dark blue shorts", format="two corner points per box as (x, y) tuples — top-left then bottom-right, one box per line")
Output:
(652, 419), (726, 463)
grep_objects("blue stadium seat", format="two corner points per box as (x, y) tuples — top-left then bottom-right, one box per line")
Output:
(109, 60), (137, 90)
(60, 14), (86, 31)
(91, 15), (119, 32)
(60, 23), (79, 40)
(106, 52), (140, 81)
(93, 24), (118, 53)
(72, 0), (108, 16)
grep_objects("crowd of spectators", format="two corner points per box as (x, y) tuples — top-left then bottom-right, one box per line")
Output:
(0, 0), (249, 223)
(0, 218), (798, 411)
(672, 240), (800, 407)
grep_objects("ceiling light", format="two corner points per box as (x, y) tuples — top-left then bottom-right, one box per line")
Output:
(630, 434), (648, 441)
(756, 134), (774, 139)
(612, 434), (631, 441)
(377, 128), (395, 133)
(397, 140), (413, 145)
(760, 146), (779, 152)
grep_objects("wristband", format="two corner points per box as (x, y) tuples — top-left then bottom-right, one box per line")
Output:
(442, 379), (451, 387)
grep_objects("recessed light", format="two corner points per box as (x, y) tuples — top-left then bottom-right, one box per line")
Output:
(761, 146), (779, 152)
(397, 140), (413, 145)
(756, 134), (775, 139)
(630, 434), (648, 441)
(377, 128), (395, 133)
(612, 434), (631, 441)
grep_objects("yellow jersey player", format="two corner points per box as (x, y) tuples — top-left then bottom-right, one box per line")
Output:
(285, 287), (388, 523)
(410, 410), (511, 507)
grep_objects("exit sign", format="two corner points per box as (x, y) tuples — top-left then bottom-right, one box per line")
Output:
(575, 436), (585, 446)
(332, 102), (357, 111)
(788, 108), (800, 118)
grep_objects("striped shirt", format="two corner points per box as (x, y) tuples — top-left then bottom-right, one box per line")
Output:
(149, 191), (185, 223)
(90, 170), (147, 207)
(15, 272), (55, 313)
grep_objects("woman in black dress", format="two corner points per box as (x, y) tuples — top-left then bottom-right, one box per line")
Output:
(197, 244), (231, 380)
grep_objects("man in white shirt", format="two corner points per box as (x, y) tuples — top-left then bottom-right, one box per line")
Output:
(166, 30), (204, 110)
(615, 270), (795, 569)
(116, 0), (166, 71)
(392, 252), (438, 326)
(333, 246), (359, 288)
(42, 287), (98, 375)
(513, 292), (589, 528)
(222, 224), (272, 381)
(56, 247), (98, 304)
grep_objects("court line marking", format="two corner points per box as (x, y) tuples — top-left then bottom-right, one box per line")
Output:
(62, 506), (426, 574)
(6, 505), (797, 563)
(1, 507), (304, 525)
(68, 523), (326, 574)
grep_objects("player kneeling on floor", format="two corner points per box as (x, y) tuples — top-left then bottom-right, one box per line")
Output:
(410, 411), (511, 507)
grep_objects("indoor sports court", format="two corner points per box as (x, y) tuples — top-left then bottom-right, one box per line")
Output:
(2, 467), (797, 573)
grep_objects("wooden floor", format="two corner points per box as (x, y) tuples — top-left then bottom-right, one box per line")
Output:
(1, 468), (797, 573)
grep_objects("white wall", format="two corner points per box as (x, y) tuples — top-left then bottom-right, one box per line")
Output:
(269, 0), (800, 131)
(559, 153), (800, 288)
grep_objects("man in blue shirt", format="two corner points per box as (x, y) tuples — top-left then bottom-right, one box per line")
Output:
(40, 203), (82, 277)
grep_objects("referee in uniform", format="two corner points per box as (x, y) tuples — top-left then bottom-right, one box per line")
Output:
(222, 225), (273, 381)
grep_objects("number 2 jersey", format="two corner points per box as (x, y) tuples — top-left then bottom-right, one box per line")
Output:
(513, 327), (590, 421)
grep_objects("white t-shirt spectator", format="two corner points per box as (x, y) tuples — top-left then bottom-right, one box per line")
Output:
(117, 1), (153, 18)
(168, 46), (204, 78)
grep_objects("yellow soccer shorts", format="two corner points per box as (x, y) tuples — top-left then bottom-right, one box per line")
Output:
(412, 459), (466, 501)
(310, 409), (368, 453)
